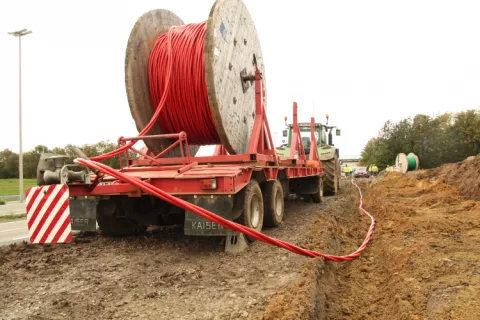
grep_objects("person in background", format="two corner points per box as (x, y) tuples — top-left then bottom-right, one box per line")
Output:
(386, 165), (392, 172)
(343, 164), (351, 177)
(372, 164), (379, 176)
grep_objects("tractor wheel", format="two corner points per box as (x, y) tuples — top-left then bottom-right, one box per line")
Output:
(236, 179), (264, 242)
(96, 199), (146, 236)
(264, 180), (284, 227)
(311, 177), (324, 203)
(323, 154), (340, 196)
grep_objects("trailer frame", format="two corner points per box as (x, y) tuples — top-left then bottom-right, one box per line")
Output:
(29, 67), (326, 249)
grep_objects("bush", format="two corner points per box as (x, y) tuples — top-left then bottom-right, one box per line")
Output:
(0, 199), (6, 205)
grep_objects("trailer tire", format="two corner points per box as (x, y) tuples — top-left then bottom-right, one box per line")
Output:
(264, 180), (284, 227)
(237, 179), (264, 242)
(96, 199), (146, 236)
(311, 177), (324, 203)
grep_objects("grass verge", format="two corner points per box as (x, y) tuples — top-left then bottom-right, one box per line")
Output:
(0, 179), (37, 197)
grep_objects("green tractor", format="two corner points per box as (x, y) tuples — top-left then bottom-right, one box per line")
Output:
(276, 115), (341, 195)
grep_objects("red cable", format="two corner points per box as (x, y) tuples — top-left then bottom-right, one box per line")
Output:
(91, 22), (219, 161)
(149, 21), (220, 145)
(76, 158), (375, 261)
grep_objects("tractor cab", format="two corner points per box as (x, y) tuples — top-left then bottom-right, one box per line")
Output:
(280, 123), (327, 155)
(276, 113), (342, 195)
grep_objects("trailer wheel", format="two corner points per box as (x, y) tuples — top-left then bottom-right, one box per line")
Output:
(237, 179), (264, 242)
(311, 177), (324, 203)
(264, 180), (284, 227)
(97, 199), (146, 236)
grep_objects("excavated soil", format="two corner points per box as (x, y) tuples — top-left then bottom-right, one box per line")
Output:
(325, 173), (480, 320)
(0, 182), (366, 320)
(409, 155), (480, 201)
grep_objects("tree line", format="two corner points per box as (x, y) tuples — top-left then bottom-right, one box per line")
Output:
(361, 109), (480, 169)
(0, 141), (139, 179)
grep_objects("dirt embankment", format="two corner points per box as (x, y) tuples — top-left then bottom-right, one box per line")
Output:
(325, 173), (480, 319)
(410, 155), (480, 201)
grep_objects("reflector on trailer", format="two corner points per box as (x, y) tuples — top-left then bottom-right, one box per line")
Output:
(200, 179), (217, 190)
(25, 184), (72, 244)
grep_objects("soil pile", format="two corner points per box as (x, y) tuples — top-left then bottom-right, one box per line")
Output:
(326, 173), (480, 319)
(410, 155), (480, 201)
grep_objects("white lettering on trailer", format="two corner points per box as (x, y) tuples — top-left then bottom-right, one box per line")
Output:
(191, 221), (224, 230)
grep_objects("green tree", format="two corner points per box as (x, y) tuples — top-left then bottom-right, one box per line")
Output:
(0, 149), (18, 178)
(361, 109), (480, 169)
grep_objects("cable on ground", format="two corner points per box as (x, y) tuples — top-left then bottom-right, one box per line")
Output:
(76, 158), (375, 261)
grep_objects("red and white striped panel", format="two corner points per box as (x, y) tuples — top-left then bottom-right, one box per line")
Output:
(25, 184), (72, 244)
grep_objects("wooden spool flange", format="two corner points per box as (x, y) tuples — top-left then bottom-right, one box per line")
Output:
(125, 0), (266, 155)
(395, 153), (408, 174)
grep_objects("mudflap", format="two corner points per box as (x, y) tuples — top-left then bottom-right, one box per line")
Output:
(184, 195), (235, 236)
(293, 176), (321, 195)
(319, 145), (337, 161)
(25, 184), (73, 244)
(69, 198), (98, 232)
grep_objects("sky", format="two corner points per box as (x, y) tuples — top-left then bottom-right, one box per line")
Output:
(1, 0), (480, 159)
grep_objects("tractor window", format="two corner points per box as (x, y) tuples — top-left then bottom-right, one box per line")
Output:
(302, 137), (311, 149)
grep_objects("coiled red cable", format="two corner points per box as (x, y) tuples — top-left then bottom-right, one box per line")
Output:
(91, 22), (219, 162)
(148, 21), (220, 145)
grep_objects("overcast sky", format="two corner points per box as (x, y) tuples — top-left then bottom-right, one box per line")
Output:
(1, 0), (479, 159)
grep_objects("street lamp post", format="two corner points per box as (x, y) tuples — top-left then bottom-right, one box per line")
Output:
(8, 29), (32, 203)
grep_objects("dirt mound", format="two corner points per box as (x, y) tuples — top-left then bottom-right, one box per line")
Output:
(410, 155), (480, 201)
(325, 173), (480, 319)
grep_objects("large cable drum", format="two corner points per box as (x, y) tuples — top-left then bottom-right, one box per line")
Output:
(395, 152), (420, 173)
(125, 0), (266, 156)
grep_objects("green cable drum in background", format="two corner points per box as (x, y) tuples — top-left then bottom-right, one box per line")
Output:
(395, 152), (420, 173)
(407, 153), (420, 170)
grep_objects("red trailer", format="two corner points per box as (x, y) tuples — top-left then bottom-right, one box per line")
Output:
(26, 69), (326, 252)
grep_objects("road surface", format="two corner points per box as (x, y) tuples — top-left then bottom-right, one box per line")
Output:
(0, 201), (26, 215)
(0, 219), (28, 245)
